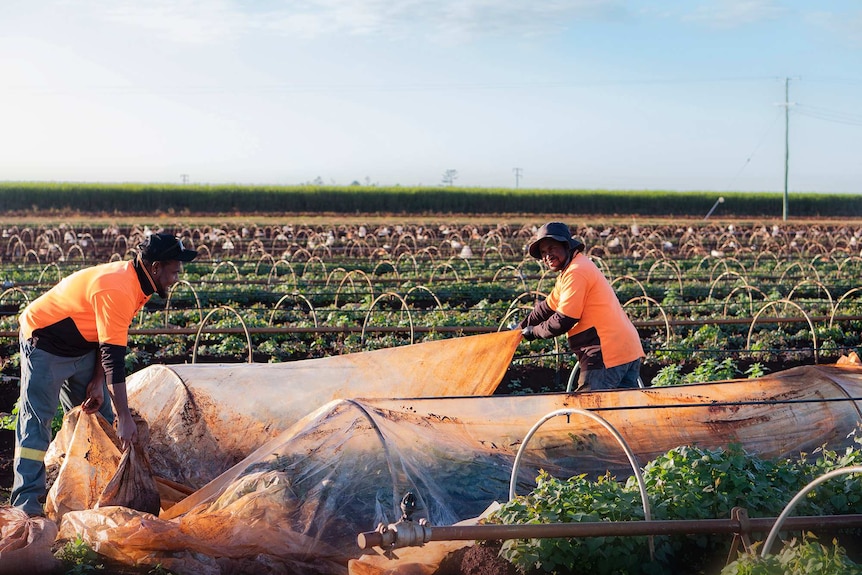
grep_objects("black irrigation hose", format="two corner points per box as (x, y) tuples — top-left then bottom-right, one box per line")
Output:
(511, 348), (845, 364)
(578, 396), (862, 412)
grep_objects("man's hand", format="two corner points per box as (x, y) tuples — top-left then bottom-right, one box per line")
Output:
(115, 408), (138, 449)
(521, 325), (537, 341)
(82, 379), (105, 414)
(581, 344), (601, 357)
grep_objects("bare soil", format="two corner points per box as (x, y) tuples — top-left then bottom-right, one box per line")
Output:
(437, 544), (521, 575)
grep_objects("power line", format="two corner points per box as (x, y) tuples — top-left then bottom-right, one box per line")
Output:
(728, 109), (784, 182)
(794, 104), (862, 126)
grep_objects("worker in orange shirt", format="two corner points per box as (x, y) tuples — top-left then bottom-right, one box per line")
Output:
(12, 233), (197, 517)
(519, 222), (644, 391)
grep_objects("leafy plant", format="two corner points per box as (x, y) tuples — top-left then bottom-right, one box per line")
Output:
(54, 535), (104, 573)
(492, 471), (653, 574)
(722, 535), (862, 575)
(650, 364), (684, 387)
(487, 442), (862, 575)
(685, 357), (738, 383)
(744, 362), (767, 378)
(0, 400), (16, 431)
(651, 358), (745, 387)
(1, 400), (66, 437)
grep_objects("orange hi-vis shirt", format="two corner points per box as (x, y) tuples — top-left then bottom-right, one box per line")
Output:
(546, 252), (644, 369)
(19, 260), (150, 355)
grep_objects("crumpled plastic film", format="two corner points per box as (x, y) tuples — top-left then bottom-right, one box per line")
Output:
(45, 407), (159, 522)
(44, 407), (123, 522)
(96, 442), (161, 516)
(58, 498), (348, 575)
(0, 506), (61, 575)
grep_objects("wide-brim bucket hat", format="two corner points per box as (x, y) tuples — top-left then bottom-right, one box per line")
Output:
(528, 222), (585, 259)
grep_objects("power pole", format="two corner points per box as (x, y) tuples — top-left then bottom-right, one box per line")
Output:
(513, 167), (523, 188)
(780, 77), (797, 221)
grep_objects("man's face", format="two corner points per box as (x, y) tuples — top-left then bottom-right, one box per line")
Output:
(538, 238), (569, 272)
(151, 260), (183, 297)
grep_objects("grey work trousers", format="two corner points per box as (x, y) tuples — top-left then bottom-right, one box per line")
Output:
(12, 337), (113, 516)
(580, 358), (642, 391)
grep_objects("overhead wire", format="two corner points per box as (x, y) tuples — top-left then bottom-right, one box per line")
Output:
(793, 104), (862, 127)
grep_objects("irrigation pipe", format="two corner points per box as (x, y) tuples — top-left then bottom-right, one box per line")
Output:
(356, 513), (862, 550)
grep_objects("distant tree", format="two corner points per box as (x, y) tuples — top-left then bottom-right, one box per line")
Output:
(350, 180), (361, 186)
(442, 169), (459, 186)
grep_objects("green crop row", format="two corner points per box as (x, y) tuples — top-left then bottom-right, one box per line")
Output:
(490, 440), (862, 574)
(4, 220), (862, 390)
(2, 182), (862, 217)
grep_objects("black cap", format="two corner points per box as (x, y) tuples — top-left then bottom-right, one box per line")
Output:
(527, 222), (584, 259)
(140, 233), (198, 262)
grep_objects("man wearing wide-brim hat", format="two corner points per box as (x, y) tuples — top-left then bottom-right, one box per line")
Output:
(519, 222), (644, 391)
(12, 232), (197, 517)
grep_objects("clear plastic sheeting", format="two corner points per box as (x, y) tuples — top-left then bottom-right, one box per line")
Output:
(125, 330), (521, 488)
(20, 357), (862, 574)
(47, 363), (860, 574)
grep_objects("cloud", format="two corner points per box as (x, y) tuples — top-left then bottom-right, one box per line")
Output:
(680, 0), (785, 28)
(97, 0), (247, 44)
(805, 8), (862, 48)
(84, 0), (631, 44)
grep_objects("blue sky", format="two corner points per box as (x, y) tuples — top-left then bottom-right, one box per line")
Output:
(2, 1), (860, 192)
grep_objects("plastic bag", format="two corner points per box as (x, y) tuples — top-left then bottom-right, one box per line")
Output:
(44, 407), (123, 521)
(45, 406), (161, 521)
(96, 442), (161, 516)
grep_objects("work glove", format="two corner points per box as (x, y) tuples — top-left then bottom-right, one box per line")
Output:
(521, 325), (537, 341)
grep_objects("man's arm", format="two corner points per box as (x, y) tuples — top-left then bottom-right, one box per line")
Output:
(519, 300), (577, 339)
(109, 381), (136, 448)
(528, 311), (577, 339)
(519, 299), (554, 328)
(100, 342), (137, 447)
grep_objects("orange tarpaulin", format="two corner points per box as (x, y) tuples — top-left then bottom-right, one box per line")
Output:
(125, 330), (522, 489)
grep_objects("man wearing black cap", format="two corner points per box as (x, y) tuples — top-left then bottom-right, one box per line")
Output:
(11, 233), (197, 517)
(519, 222), (644, 391)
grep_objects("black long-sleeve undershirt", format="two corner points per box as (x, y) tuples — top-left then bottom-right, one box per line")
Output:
(519, 300), (578, 338)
